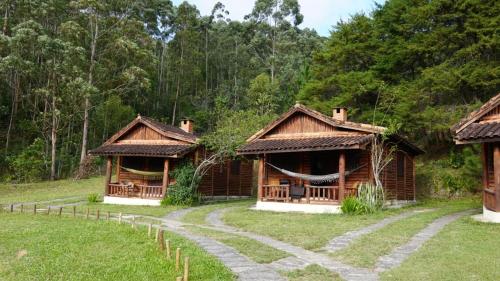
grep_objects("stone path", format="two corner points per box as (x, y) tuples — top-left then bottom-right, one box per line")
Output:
(374, 209), (476, 272)
(205, 208), (379, 281)
(9, 196), (85, 207)
(161, 207), (286, 281)
(322, 210), (425, 253)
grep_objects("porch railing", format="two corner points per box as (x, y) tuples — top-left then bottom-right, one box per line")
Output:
(260, 184), (358, 204)
(108, 183), (163, 199)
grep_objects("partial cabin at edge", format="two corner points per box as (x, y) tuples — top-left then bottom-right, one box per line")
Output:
(452, 93), (500, 223)
(89, 116), (252, 206)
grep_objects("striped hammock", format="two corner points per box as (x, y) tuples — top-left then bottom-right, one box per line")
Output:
(266, 163), (367, 184)
(122, 166), (164, 177)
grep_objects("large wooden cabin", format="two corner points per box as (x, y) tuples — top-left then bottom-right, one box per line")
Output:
(237, 104), (423, 213)
(452, 93), (500, 223)
(89, 116), (252, 205)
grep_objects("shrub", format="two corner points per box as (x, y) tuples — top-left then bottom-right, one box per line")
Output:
(357, 182), (385, 213)
(341, 196), (363, 215)
(87, 193), (100, 203)
(161, 162), (201, 206)
(8, 138), (47, 182)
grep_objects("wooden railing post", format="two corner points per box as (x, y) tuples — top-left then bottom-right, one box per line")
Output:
(338, 151), (346, 202)
(306, 185), (310, 203)
(285, 185), (290, 203)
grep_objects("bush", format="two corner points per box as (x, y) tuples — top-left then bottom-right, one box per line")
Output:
(357, 182), (384, 213)
(341, 196), (364, 215)
(87, 193), (100, 203)
(7, 138), (47, 182)
(161, 162), (201, 206)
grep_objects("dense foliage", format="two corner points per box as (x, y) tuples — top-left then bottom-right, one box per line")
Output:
(0, 0), (498, 194)
(162, 161), (201, 205)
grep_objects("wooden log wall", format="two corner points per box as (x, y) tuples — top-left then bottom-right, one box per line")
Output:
(197, 159), (253, 197)
(382, 150), (415, 201)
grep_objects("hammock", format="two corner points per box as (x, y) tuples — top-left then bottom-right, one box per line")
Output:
(266, 163), (367, 184)
(122, 166), (164, 177)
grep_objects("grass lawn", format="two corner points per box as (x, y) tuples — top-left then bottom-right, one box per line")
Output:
(83, 202), (183, 218)
(0, 213), (234, 281)
(331, 197), (481, 268)
(381, 217), (500, 281)
(285, 264), (342, 281)
(0, 177), (103, 204)
(222, 205), (412, 250)
(185, 225), (290, 263)
(182, 199), (255, 225)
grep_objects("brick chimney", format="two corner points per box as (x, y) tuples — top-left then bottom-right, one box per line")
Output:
(332, 107), (347, 122)
(180, 119), (194, 133)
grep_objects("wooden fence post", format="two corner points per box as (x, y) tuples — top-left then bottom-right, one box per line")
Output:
(20, 204), (23, 213)
(158, 230), (165, 250)
(86, 208), (89, 219)
(118, 212), (122, 224)
(175, 248), (181, 270)
(148, 223), (152, 238)
(176, 277), (182, 281)
(58, 207), (62, 217)
(47, 206), (50, 215)
(132, 216), (136, 229)
(155, 228), (160, 242)
(183, 256), (189, 281)
(73, 206), (76, 217)
(33, 204), (37, 214)
(106, 211), (110, 220)
(10, 204), (13, 212)
(166, 240), (171, 259)
(96, 209), (100, 220)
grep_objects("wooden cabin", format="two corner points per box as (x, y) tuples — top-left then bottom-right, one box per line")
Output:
(237, 104), (423, 213)
(89, 116), (252, 205)
(452, 93), (500, 223)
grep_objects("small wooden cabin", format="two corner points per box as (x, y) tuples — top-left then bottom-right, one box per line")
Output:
(452, 93), (500, 223)
(237, 104), (423, 213)
(89, 115), (252, 205)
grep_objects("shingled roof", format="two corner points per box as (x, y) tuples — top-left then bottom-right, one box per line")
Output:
(90, 144), (194, 157)
(238, 104), (423, 155)
(452, 93), (500, 144)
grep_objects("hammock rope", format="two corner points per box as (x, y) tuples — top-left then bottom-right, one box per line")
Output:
(121, 166), (164, 177)
(266, 162), (367, 184)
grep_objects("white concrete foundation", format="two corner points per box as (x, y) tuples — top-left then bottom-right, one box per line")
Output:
(385, 200), (417, 209)
(254, 201), (341, 214)
(103, 196), (161, 206)
(474, 206), (500, 223)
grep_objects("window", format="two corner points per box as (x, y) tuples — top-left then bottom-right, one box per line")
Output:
(397, 153), (405, 177)
(230, 160), (241, 175)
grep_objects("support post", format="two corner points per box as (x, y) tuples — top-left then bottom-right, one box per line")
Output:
(339, 151), (346, 202)
(494, 144), (500, 212)
(226, 160), (230, 200)
(258, 156), (265, 201)
(482, 143), (489, 190)
(162, 159), (170, 197)
(116, 156), (122, 183)
(105, 156), (112, 196)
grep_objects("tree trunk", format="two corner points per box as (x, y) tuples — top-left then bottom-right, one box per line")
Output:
(5, 71), (19, 154)
(50, 96), (57, 181)
(79, 14), (98, 171)
(172, 38), (184, 125)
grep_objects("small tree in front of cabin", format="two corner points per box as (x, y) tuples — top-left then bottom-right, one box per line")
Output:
(162, 161), (201, 206)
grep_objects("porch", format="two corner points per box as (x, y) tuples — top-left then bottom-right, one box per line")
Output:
(103, 155), (171, 203)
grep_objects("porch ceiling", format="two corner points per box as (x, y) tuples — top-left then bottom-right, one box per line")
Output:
(89, 144), (194, 157)
(237, 135), (373, 154)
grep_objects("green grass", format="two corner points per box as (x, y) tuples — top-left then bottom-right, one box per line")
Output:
(185, 226), (290, 264)
(381, 217), (500, 281)
(182, 199), (255, 225)
(0, 213), (234, 281)
(285, 264), (342, 281)
(0, 177), (103, 204)
(331, 198), (481, 268)
(83, 202), (182, 218)
(223, 205), (411, 250)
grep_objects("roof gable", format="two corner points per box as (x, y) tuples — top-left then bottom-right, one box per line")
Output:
(453, 93), (500, 134)
(104, 116), (197, 145)
(247, 104), (385, 142)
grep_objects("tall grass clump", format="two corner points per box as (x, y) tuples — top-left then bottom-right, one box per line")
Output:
(341, 182), (384, 215)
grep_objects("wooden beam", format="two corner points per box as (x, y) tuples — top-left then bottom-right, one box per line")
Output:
(482, 143), (489, 190)
(162, 159), (170, 197)
(338, 151), (346, 202)
(116, 156), (121, 183)
(226, 160), (230, 199)
(494, 144), (500, 212)
(413, 157), (416, 201)
(258, 156), (265, 201)
(105, 156), (112, 195)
